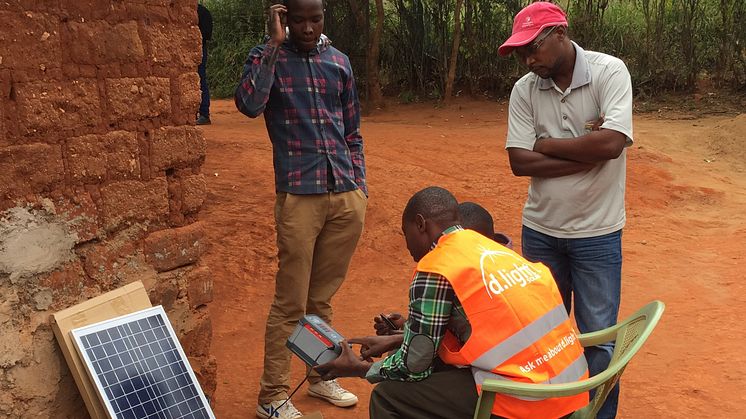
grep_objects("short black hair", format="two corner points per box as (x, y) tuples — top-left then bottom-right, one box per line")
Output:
(283, 0), (324, 9)
(403, 186), (460, 226)
(458, 202), (494, 238)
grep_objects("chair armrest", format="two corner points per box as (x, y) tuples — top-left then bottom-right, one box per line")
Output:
(480, 377), (597, 398)
(578, 323), (622, 347)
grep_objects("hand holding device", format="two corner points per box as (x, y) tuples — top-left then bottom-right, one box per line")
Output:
(268, 3), (287, 46)
(348, 335), (404, 361)
(315, 340), (371, 380)
(286, 315), (344, 367)
(374, 313), (404, 335)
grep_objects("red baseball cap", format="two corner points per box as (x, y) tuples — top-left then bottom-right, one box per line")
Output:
(498, 2), (568, 56)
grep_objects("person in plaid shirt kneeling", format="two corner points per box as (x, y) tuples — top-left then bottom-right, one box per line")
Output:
(315, 187), (588, 419)
(235, 1), (367, 418)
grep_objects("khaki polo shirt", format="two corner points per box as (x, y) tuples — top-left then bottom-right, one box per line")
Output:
(506, 42), (633, 238)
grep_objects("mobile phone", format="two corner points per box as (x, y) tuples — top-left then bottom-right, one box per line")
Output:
(379, 313), (399, 331)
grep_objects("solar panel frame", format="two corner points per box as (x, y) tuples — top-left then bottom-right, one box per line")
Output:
(70, 305), (215, 419)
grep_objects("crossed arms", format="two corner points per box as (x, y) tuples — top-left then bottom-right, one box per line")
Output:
(508, 128), (627, 178)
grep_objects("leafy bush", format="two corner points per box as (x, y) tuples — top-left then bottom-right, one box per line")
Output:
(204, 0), (746, 99)
(202, 0), (267, 98)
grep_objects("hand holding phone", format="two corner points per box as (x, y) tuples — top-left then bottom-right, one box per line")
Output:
(374, 313), (404, 335)
(380, 313), (398, 330)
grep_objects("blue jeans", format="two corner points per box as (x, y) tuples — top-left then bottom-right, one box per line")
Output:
(198, 44), (210, 117)
(522, 226), (622, 419)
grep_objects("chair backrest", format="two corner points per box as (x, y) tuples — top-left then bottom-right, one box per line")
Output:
(473, 301), (665, 419)
(571, 300), (665, 418)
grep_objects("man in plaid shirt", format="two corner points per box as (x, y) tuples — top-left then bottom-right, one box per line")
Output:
(234, 1), (367, 418)
(315, 187), (582, 418)
(315, 187), (487, 418)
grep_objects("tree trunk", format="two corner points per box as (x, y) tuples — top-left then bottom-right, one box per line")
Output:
(347, 0), (371, 111)
(444, 0), (464, 103)
(463, 0), (474, 95)
(368, 0), (385, 109)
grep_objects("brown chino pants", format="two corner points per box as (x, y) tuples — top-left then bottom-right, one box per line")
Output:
(258, 189), (367, 403)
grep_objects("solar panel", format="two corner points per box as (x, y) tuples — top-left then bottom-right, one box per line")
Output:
(70, 306), (215, 419)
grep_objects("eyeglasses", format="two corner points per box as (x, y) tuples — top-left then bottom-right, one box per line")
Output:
(515, 26), (558, 58)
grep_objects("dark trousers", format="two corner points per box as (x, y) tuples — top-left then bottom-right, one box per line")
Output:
(198, 43), (210, 117)
(522, 226), (622, 419)
(369, 367), (502, 419)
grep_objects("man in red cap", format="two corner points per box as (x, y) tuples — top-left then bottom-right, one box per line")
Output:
(500, 2), (633, 418)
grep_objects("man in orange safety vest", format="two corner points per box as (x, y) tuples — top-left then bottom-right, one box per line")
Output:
(316, 186), (588, 418)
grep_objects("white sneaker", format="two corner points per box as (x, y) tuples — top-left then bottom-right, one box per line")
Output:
(256, 399), (303, 419)
(307, 379), (359, 407)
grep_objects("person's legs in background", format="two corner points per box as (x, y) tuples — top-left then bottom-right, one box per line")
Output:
(522, 225), (620, 417)
(304, 190), (366, 405)
(258, 193), (327, 407)
(521, 226), (572, 311)
(257, 191), (366, 416)
(197, 43), (210, 125)
(568, 230), (623, 419)
(305, 190), (366, 328)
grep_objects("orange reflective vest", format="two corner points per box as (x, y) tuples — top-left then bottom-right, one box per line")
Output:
(418, 229), (589, 419)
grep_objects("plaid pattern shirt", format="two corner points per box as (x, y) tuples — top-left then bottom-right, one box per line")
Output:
(367, 226), (470, 382)
(234, 35), (367, 195)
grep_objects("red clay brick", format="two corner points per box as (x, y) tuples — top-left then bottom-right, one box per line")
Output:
(190, 355), (217, 398)
(124, 2), (171, 23)
(38, 260), (86, 299)
(186, 266), (213, 308)
(66, 131), (140, 183)
(57, 0), (128, 21)
(76, 226), (152, 288)
(99, 178), (169, 231)
(65, 21), (145, 65)
(0, 143), (63, 197)
(176, 72), (201, 117)
(144, 25), (201, 68)
(181, 173), (206, 213)
(106, 77), (171, 124)
(0, 97), (5, 143)
(149, 126), (206, 172)
(48, 189), (101, 243)
(0, 11), (61, 74)
(0, 69), (10, 98)
(143, 221), (206, 272)
(149, 272), (180, 311)
(180, 310), (212, 357)
(15, 80), (101, 136)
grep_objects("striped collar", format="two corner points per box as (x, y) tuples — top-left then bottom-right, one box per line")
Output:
(538, 41), (591, 91)
(431, 225), (464, 250)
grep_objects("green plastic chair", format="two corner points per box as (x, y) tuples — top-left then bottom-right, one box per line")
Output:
(473, 300), (665, 419)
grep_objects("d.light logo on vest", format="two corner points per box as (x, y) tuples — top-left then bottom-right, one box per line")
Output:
(479, 249), (542, 298)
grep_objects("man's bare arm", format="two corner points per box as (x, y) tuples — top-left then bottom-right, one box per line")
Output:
(533, 129), (627, 163)
(508, 147), (596, 178)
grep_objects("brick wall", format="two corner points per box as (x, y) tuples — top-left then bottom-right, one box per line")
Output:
(0, 1), (215, 416)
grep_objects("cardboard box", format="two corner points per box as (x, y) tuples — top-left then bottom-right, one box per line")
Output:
(51, 281), (152, 419)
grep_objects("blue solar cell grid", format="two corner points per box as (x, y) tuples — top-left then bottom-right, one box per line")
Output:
(71, 306), (215, 419)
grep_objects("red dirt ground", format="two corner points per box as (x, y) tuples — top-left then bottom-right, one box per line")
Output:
(200, 99), (746, 418)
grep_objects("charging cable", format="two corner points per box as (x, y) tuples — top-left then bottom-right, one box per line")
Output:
(273, 346), (337, 412)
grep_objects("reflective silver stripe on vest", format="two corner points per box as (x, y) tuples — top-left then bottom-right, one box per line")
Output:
(472, 355), (589, 401)
(471, 304), (568, 371)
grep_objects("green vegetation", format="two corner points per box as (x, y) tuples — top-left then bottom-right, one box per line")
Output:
(202, 0), (268, 98)
(203, 0), (746, 100)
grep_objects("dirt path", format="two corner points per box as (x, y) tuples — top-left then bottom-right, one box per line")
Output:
(199, 99), (746, 418)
